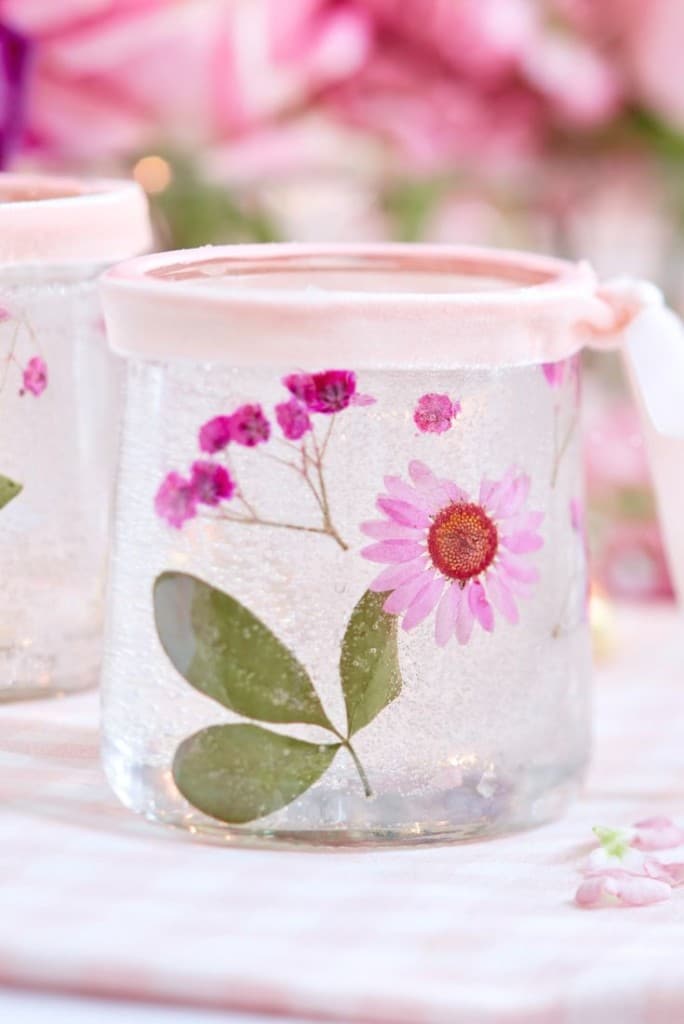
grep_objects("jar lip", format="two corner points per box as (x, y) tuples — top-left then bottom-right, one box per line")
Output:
(101, 243), (603, 368)
(0, 173), (152, 265)
(103, 242), (595, 303)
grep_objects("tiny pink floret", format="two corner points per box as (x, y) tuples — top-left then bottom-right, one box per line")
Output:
(275, 398), (311, 440)
(21, 356), (48, 397)
(154, 472), (198, 529)
(229, 404), (271, 447)
(413, 393), (459, 434)
(190, 461), (235, 506)
(199, 416), (232, 454)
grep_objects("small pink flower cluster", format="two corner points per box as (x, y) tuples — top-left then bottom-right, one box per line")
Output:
(155, 369), (373, 529)
(575, 817), (684, 909)
(413, 393), (461, 434)
(20, 356), (48, 397)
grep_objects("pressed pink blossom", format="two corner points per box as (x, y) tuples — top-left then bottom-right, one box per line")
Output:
(542, 361), (567, 388)
(154, 472), (198, 529)
(283, 369), (357, 413)
(275, 397), (312, 440)
(361, 461), (544, 645)
(229, 404), (271, 447)
(190, 461), (235, 507)
(20, 356), (47, 397)
(413, 393), (461, 434)
(199, 416), (232, 454)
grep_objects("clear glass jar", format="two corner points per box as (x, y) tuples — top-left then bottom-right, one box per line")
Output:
(0, 175), (151, 701)
(100, 245), (596, 844)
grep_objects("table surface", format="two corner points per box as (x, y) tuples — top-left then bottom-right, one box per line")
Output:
(1, 606), (683, 1024)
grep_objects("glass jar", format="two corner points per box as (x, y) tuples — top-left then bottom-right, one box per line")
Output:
(100, 244), (600, 845)
(0, 174), (151, 701)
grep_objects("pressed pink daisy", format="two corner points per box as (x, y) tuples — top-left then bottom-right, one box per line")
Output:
(361, 461), (544, 646)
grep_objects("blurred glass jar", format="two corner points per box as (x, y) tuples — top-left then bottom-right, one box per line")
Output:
(98, 244), (607, 846)
(0, 174), (151, 701)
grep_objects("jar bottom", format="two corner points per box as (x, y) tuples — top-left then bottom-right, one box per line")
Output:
(0, 633), (101, 702)
(102, 734), (589, 849)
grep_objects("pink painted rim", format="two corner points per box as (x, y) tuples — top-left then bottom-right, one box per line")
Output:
(0, 174), (152, 265)
(101, 243), (606, 367)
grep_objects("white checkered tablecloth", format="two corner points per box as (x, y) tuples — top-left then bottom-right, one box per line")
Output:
(0, 606), (683, 1024)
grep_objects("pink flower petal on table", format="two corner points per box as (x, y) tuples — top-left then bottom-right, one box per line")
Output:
(575, 872), (671, 909)
(408, 460), (453, 510)
(501, 530), (544, 554)
(481, 467), (515, 514)
(368, 557), (428, 593)
(661, 863), (684, 887)
(479, 477), (498, 506)
(435, 582), (460, 647)
(498, 553), (540, 585)
(505, 509), (545, 535)
(469, 579), (494, 632)
(383, 570), (435, 615)
(455, 583), (475, 645)
(633, 817), (684, 851)
(362, 539), (426, 564)
(485, 571), (519, 625)
(401, 576), (445, 631)
(361, 520), (423, 541)
(377, 496), (431, 528)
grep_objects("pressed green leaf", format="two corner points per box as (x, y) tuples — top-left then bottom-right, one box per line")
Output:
(173, 723), (339, 824)
(0, 474), (22, 510)
(154, 572), (333, 729)
(340, 589), (402, 737)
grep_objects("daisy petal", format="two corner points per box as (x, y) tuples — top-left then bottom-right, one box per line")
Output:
(501, 530), (544, 554)
(361, 521), (423, 541)
(383, 570), (434, 615)
(362, 540), (426, 564)
(369, 557), (428, 592)
(383, 476), (432, 512)
(435, 582), (460, 647)
(402, 577), (445, 631)
(486, 571), (519, 624)
(479, 478), (497, 506)
(469, 579), (494, 632)
(440, 478), (469, 503)
(498, 553), (540, 584)
(497, 473), (531, 519)
(455, 583), (475, 645)
(377, 496), (431, 528)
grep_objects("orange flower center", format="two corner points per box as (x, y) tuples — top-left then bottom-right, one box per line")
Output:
(427, 502), (498, 582)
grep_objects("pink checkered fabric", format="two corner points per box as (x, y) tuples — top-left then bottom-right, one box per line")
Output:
(0, 607), (682, 1024)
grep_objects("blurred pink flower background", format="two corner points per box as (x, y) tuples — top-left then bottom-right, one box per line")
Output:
(2, 0), (682, 601)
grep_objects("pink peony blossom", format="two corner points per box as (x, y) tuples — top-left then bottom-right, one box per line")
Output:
(229, 404), (271, 447)
(413, 393), (460, 434)
(190, 460), (235, 506)
(361, 461), (544, 646)
(21, 355), (47, 396)
(275, 397), (311, 441)
(199, 416), (233, 454)
(154, 471), (197, 529)
(283, 369), (357, 414)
